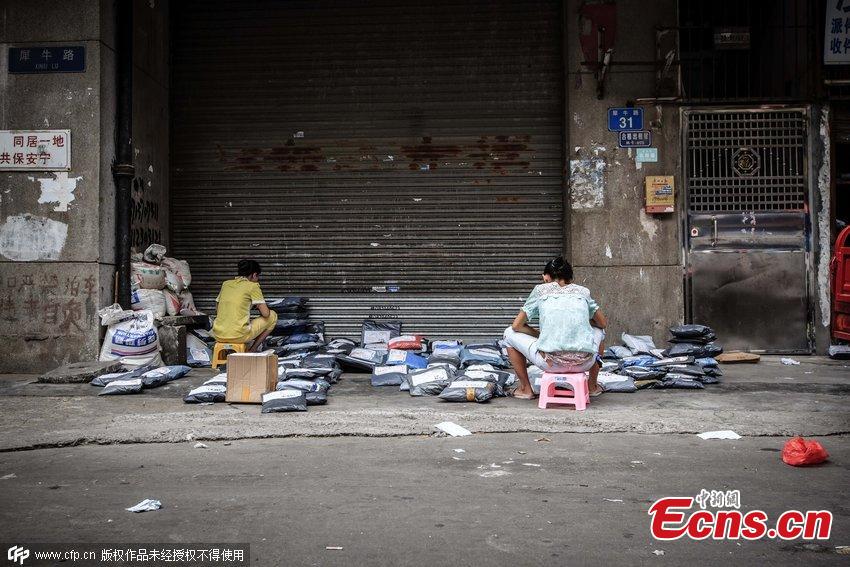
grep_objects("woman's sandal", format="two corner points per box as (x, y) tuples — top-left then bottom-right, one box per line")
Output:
(509, 389), (537, 400)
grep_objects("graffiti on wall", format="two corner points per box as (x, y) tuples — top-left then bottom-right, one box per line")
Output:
(131, 175), (162, 250)
(0, 270), (97, 336)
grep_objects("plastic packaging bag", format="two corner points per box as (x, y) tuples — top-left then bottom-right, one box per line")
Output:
(622, 333), (656, 355)
(386, 349), (427, 369)
(620, 366), (666, 380)
(91, 364), (155, 387)
(407, 367), (452, 396)
(669, 324), (715, 339)
(388, 335), (424, 350)
(621, 355), (658, 368)
(261, 390), (307, 413)
(183, 384), (226, 403)
(459, 345), (504, 367)
(597, 372), (637, 393)
(186, 333), (212, 368)
(98, 377), (144, 396)
(781, 437), (829, 466)
(140, 365), (191, 388)
(371, 364), (409, 387)
(438, 380), (496, 402)
(361, 319), (402, 348)
(655, 374), (705, 389)
(603, 345), (633, 359)
(323, 338), (357, 355)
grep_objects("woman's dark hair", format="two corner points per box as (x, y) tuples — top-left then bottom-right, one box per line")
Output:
(237, 259), (262, 277)
(544, 256), (573, 281)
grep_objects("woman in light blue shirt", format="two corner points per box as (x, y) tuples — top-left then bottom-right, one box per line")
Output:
(504, 257), (607, 399)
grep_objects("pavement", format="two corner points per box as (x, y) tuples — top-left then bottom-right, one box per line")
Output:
(0, 355), (848, 565)
(0, 433), (847, 566)
(0, 355), (848, 451)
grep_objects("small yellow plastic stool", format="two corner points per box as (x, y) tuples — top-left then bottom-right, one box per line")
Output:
(211, 342), (247, 369)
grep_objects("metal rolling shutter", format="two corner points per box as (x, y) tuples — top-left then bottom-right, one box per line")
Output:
(171, 0), (564, 339)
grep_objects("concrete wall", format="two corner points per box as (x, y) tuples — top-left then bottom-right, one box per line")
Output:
(131, 0), (169, 252)
(0, 0), (117, 372)
(0, 0), (170, 373)
(566, 0), (682, 347)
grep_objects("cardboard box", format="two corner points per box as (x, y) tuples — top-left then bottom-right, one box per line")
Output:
(225, 351), (278, 404)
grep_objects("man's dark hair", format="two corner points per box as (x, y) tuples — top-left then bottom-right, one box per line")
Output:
(544, 256), (573, 281)
(237, 259), (262, 277)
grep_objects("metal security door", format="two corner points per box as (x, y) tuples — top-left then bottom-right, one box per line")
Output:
(684, 108), (812, 353)
(170, 0), (565, 340)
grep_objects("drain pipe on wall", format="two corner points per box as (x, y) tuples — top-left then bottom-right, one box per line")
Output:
(113, 0), (134, 308)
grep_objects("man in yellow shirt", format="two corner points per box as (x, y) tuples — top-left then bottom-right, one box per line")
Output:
(212, 259), (278, 352)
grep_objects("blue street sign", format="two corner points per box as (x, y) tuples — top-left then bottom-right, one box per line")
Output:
(9, 46), (86, 74)
(618, 130), (652, 148)
(608, 107), (644, 132)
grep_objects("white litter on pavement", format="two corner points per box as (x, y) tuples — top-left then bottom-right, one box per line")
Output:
(521, 463), (541, 467)
(479, 470), (511, 478)
(193, 442), (208, 449)
(780, 358), (800, 365)
(453, 449), (466, 453)
(435, 422), (472, 437)
(697, 430), (742, 440)
(1, 473), (16, 480)
(604, 498), (624, 503)
(126, 499), (162, 513)
(325, 546), (344, 551)
(653, 550), (665, 556)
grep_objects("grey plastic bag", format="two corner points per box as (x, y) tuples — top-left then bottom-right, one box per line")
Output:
(261, 390), (308, 412)
(407, 367), (452, 396)
(597, 372), (637, 393)
(183, 383), (226, 403)
(98, 377), (143, 396)
(622, 333), (656, 354)
(91, 364), (155, 387)
(656, 374), (705, 389)
(371, 364), (409, 387)
(140, 365), (191, 388)
(438, 380), (496, 402)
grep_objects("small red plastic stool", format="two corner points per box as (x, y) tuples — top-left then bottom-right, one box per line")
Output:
(537, 372), (589, 411)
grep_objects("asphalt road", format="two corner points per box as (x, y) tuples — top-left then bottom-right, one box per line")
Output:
(1, 433), (847, 566)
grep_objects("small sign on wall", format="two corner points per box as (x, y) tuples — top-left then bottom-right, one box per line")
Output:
(0, 130), (71, 171)
(645, 175), (674, 214)
(8, 46), (86, 73)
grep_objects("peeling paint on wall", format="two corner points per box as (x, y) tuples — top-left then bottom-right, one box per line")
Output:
(0, 214), (68, 261)
(569, 158), (605, 209)
(817, 107), (832, 328)
(638, 209), (659, 240)
(33, 172), (83, 212)
(605, 244), (613, 259)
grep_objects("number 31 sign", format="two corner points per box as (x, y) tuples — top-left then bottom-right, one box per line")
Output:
(607, 108), (644, 132)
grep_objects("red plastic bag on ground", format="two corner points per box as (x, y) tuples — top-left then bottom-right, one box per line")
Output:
(781, 437), (829, 466)
(388, 334), (424, 350)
